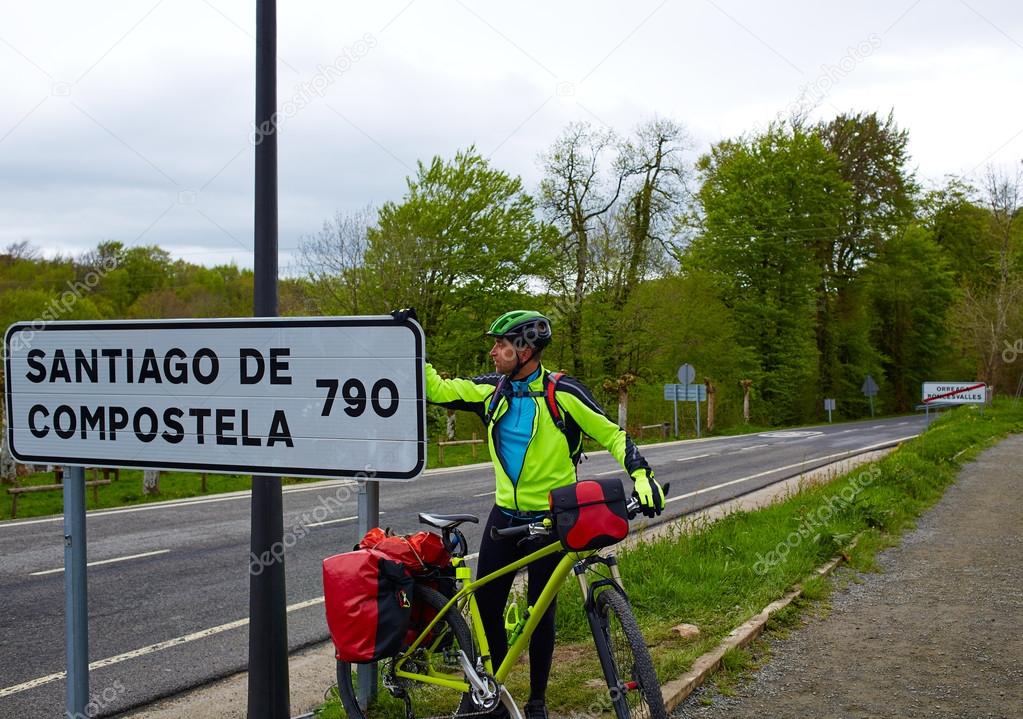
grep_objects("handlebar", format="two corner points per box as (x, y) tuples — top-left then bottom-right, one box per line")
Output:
(489, 482), (671, 541)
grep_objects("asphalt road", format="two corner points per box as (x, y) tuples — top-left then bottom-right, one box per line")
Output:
(0, 414), (927, 718)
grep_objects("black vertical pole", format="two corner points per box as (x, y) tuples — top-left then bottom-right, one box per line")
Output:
(249, 1), (289, 717)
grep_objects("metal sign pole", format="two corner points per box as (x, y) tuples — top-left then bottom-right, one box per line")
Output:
(673, 387), (679, 439)
(248, 1), (289, 716)
(64, 465), (88, 718)
(695, 390), (701, 438)
(869, 395), (875, 418)
(357, 480), (381, 707)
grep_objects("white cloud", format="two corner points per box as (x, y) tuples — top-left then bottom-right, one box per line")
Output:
(1, 0), (1022, 267)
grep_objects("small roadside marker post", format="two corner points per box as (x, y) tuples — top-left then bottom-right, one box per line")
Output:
(861, 375), (879, 418)
(824, 398), (835, 423)
(64, 465), (88, 718)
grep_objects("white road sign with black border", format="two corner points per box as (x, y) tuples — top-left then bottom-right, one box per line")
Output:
(4, 317), (426, 479)
(921, 381), (987, 405)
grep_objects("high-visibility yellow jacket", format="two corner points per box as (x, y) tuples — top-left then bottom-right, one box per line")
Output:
(425, 363), (651, 511)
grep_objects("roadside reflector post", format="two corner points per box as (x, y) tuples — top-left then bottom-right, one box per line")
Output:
(64, 464), (88, 718)
(357, 479), (381, 707)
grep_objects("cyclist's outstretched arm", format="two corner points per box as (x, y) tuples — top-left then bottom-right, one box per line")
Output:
(424, 363), (499, 414)
(555, 377), (651, 481)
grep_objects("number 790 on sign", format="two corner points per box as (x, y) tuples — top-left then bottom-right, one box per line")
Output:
(316, 378), (400, 418)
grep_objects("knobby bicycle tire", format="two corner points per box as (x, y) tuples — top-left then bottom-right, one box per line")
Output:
(337, 584), (478, 719)
(593, 587), (667, 719)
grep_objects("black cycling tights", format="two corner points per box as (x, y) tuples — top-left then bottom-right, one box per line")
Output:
(475, 505), (562, 702)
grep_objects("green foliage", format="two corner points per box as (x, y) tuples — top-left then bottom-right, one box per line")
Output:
(867, 225), (957, 411)
(687, 124), (846, 423)
(362, 146), (553, 370)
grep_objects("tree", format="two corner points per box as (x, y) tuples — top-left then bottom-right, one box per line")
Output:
(363, 147), (552, 369)
(686, 124), (848, 423)
(538, 123), (626, 377)
(950, 166), (1023, 391)
(815, 111), (916, 401)
(867, 226), (956, 411)
(296, 206), (374, 315)
(598, 119), (691, 378)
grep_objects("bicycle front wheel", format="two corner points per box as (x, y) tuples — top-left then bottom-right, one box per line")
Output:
(336, 584), (478, 719)
(592, 587), (667, 719)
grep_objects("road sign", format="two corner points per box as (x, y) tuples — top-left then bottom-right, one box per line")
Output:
(861, 375), (879, 396)
(664, 384), (707, 401)
(921, 381), (987, 405)
(677, 363), (695, 385)
(824, 398), (836, 411)
(4, 317), (426, 480)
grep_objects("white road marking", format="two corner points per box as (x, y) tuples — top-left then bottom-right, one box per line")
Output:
(872, 424), (885, 429)
(0, 596), (326, 698)
(897, 422), (909, 426)
(0, 480), (360, 529)
(737, 444), (768, 452)
(675, 454), (713, 462)
(29, 549), (171, 576)
(594, 469), (623, 476)
(665, 436), (919, 505)
(473, 490), (497, 496)
(306, 514), (362, 528)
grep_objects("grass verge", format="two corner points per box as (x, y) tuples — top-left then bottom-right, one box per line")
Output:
(317, 400), (1022, 717)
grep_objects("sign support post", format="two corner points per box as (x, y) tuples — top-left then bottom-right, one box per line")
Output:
(357, 481), (381, 707)
(673, 389), (679, 439)
(249, 1), (289, 716)
(695, 392), (701, 438)
(64, 465), (88, 719)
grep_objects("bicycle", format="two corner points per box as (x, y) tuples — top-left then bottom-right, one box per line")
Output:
(335, 492), (669, 719)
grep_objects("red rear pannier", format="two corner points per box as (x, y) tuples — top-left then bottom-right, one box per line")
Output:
(323, 549), (414, 663)
(549, 478), (630, 551)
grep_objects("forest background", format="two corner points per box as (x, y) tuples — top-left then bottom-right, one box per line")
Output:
(2, 111), (1021, 454)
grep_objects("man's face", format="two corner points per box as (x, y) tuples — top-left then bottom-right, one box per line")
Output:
(490, 338), (531, 375)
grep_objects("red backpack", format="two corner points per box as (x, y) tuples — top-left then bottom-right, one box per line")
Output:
(323, 549), (415, 663)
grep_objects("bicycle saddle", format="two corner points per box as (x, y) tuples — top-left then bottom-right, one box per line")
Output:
(418, 513), (480, 530)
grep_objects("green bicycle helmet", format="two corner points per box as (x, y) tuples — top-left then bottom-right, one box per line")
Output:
(486, 310), (553, 351)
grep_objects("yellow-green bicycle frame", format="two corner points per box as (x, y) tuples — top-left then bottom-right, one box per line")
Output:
(392, 539), (599, 691)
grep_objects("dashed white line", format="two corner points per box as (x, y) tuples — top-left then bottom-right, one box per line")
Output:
(473, 490), (497, 496)
(29, 549), (171, 576)
(675, 454), (713, 463)
(594, 469), (623, 476)
(737, 444), (768, 452)
(0, 595), (326, 698)
(306, 514), (362, 528)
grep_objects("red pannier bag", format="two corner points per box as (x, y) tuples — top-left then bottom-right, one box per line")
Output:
(322, 549), (414, 663)
(549, 477), (630, 551)
(356, 528), (455, 648)
(358, 528), (451, 575)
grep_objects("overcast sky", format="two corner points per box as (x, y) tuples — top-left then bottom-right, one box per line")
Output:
(2, 0), (1021, 272)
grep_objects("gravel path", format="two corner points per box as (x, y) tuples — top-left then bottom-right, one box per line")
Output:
(675, 433), (1023, 719)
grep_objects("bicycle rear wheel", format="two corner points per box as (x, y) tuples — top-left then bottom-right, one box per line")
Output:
(337, 584), (479, 719)
(592, 587), (667, 719)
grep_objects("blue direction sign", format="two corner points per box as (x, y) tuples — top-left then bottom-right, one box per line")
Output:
(664, 384), (707, 402)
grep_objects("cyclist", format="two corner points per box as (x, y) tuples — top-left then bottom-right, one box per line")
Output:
(393, 308), (664, 719)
